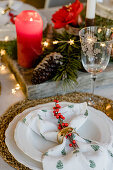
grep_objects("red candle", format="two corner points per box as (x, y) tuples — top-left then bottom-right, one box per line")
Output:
(15, 10), (43, 68)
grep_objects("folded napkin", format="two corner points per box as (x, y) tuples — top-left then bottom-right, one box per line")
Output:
(23, 102), (113, 170)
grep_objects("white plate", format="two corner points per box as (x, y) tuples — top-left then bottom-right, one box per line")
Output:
(5, 102), (68, 170)
(14, 102), (111, 163)
(5, 105), (43, 170)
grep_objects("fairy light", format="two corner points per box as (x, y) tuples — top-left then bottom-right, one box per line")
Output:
(53, 40), (59, 44)
(0, 65), (6, 71)
(43, 41), (49, 47)
(4, 36), (9, 42)
(106, 104), (111, 110)
(1, 10), (5, 15)
(52, 39), (74, 45)
(12, 88), (16, 94)
(10, 74), (15, 80)
(100, 42), (106, 47)
(98, 28), (102, 33)
(69, 39), (74, 45)
(15, 84), (20, 90)
(87, 37), (93, 43)
(0, 49), (6, 56)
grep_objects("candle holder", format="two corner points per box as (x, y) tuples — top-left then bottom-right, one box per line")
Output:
(85, 18), (95, 27)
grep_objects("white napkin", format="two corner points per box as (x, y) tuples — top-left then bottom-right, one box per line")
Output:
(0, 1), (22, 25)
(23, 102), (113, 170)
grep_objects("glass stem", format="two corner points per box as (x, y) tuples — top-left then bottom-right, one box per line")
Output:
(91, 74), (96, 95)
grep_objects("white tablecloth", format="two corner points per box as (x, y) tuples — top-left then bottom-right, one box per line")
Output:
(0, 6), (113, 170)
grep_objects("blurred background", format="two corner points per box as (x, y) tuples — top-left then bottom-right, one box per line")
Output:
(22, 0), (86, 9)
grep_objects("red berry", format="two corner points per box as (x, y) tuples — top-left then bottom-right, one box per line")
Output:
(65, 123), (68, 127)
(56, 104), (60, 108)
(65, 136), (68, 139)
(58, 113), (61, 116)
(60, 115), (63, 119)
(54, 100), (57, 102)
(62, 123), (65, 126)
(73, 140), (76, 144)
(58, 126), (61, 130)
(56, 100), (59, 103)
(53, 107), (55, 109)
(54, 113), (56, 116)
(56, 115), (59, 119)
(62, 117), (65, 120)
(56, 109), (59, 112)
(69, 143), (73, 147)
(53, 111), (56, 113)
(68, 133), (72, 136)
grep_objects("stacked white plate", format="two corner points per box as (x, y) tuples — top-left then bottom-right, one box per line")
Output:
(5, 102), (113, 170)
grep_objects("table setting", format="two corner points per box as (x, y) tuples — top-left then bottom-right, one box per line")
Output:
(0, 0), (113, 170)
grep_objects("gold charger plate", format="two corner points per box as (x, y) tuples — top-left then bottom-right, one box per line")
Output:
(0, 92), (113, 170)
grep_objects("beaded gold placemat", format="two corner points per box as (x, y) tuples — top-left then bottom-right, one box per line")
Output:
(0, 92), (113, 170)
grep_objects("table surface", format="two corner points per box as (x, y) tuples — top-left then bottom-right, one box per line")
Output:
(0, 6), (113, 170)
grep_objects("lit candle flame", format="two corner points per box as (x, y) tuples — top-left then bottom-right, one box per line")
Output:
(30, 18), (33, 21)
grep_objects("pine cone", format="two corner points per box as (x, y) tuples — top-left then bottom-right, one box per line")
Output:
(31, 52), (63, 84)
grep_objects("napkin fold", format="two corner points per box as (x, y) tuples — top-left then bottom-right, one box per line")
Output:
(23, 102), (113, 170)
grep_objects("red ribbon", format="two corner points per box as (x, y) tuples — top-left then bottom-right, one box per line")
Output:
(9, 11), (17, 24)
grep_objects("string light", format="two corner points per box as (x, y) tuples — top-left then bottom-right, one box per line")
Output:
(100, 43), (106, 47)
(98, 28), (102, 33)
(12, 88), (16, 94)
(11, 84), (21, 94)
(0, 65), (6, 71)
(69, 39), (74, 45)
(43, 41), (49, 47)
(53, 39), (75, 45)
(10, 74), (15, 80)
(4, 36), (9, 42)
(15, 84), (20, 90)
(87, 37), (93, 43)
(43, 39), (75, 47)
(0, 49), (6, 56)
(53, 40), (59, 44)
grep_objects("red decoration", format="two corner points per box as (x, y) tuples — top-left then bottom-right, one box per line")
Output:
(9, 12), (17, 24)
(53, 100), (78, 150)
(51, 0), (83, 29)
(69, 143), (73, 147)
(15, 10), (43, 68)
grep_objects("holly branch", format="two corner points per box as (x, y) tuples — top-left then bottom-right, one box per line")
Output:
(53, 100), (79, 150)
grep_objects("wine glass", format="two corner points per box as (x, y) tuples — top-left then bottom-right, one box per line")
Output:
(79, 26), (113, 105)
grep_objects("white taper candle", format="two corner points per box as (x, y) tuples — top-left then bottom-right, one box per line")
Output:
(86, 0), (97, 19)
